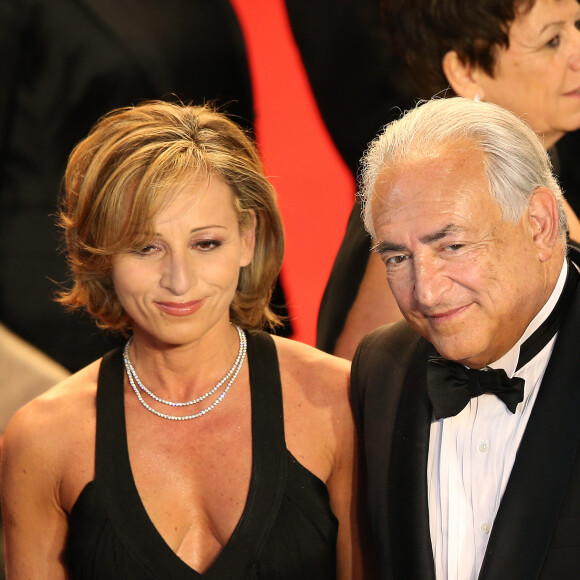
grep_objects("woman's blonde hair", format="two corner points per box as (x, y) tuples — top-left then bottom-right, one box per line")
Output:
(58, 100), (284, 332)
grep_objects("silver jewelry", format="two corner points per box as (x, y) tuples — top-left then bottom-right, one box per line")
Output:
(123, 325), (247, 420)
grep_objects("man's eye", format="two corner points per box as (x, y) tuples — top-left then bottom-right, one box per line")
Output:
(386, 254), (408, 265)
(445, 244), (464, 252)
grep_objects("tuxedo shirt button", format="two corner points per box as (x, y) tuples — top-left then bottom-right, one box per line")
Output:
(478, 441), (489, 453)
(481, 522), (491, 534)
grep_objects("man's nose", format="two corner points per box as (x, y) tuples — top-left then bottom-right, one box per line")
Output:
(412, 255), (452, 308)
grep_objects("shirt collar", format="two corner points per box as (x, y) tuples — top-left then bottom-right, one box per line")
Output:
(490, 259), (568, 376)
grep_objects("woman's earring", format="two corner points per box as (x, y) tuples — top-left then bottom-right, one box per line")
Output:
(474, 93), (481, 102)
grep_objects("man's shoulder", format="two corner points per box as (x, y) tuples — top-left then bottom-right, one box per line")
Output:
(351, 321), (424, 387)
(355, 320), (422, 364)
(350, 322), (425, 429)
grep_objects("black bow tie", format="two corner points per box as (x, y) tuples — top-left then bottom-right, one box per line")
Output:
(427, 261), (578, 420)
(427, 359), (524, 419)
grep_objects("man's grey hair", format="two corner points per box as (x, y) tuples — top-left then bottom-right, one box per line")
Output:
(359, 97), (568, 240)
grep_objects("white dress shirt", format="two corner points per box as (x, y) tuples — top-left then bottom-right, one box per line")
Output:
(427, 260), (569, 580)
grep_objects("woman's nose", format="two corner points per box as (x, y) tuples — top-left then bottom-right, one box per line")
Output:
(160, 251), (196, 295)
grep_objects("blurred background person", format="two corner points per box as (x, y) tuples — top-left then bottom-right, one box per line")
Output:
(317, 0), (580, 360)
(0, 325), (69, 450)
(1, 101), (368, 578)
(0, 325), (69, 579)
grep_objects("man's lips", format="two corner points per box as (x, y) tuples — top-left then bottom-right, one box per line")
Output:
(155, 300), (203, 316)
(426, 304), (470, 323)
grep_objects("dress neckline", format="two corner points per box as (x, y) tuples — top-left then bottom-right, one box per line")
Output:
(94, 330), (288, 578)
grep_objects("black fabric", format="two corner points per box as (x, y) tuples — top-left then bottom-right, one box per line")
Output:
(517, 259), (580, 369)
(316, 199), (371, 354)
(292, 0), (416, 356)
(65, 331), (337, 579)
(427, 358), (525, 419)
(285, 0), (415, 177)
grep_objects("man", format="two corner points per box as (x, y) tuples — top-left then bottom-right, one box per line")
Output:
(352, 97), (580, 580)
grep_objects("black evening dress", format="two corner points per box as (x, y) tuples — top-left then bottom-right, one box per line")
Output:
(65, 331), (338, 579)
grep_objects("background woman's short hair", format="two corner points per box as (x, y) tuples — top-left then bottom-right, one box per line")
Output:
(382, 0), (536, 96)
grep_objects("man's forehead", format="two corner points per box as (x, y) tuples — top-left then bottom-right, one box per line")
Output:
(373, 145), (487, 206)
(369, 144), (496, 242)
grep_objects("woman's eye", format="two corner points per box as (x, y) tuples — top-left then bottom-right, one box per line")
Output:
(195, 239), (222, 251)
(546, 34), (561, 48)
(136, 244), (161, 255)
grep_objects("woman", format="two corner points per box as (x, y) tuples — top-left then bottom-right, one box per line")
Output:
(0, 102), (366, 578)
(317, 0), (580, 360)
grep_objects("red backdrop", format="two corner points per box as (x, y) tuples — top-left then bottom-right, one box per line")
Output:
(230, 0), (355, 346)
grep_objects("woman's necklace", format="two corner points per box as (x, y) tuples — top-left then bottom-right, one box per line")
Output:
(122, 325), (247, 421)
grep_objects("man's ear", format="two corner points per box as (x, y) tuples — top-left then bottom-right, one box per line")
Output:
(527, 187), (561, 262)
(442, 51), (484, 100)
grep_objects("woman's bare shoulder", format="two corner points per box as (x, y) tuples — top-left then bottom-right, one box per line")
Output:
(270, 335), (351, 404)
(269, 338), (355, 486)
(271, 335), (349, 376)
(3, 358), (101, 458)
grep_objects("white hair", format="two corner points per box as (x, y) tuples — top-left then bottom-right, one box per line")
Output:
(360, 97), (567, 239)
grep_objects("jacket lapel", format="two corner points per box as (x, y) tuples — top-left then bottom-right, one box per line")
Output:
(388, 338), (436, 580)
(480, 256), (580, 579)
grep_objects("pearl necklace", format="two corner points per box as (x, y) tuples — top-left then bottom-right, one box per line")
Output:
(122, 325), (247, 420)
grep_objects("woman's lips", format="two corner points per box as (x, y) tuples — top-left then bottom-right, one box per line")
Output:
(155, 300), (202, 316)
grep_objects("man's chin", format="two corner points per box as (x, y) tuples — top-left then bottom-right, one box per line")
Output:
(426, 335), (490, 368)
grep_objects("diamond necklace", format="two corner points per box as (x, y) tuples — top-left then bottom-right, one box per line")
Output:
(122, 325), (247, 421)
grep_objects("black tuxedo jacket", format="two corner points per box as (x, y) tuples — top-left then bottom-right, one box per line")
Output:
(352, 250), (580, 579)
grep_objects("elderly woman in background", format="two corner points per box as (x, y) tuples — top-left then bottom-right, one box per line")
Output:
(317, 0), (580, 360)
(0, 101), (366, 578)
